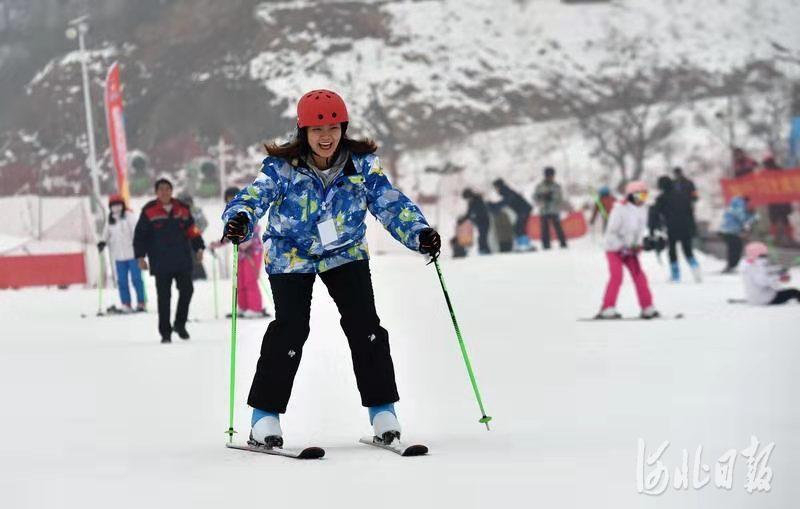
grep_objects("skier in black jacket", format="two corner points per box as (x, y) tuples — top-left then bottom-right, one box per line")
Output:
(460, 188), (491, 255)
(134, 178), (205, 343)
(648, 176), (700, 283)
(492, 178), (535, 251)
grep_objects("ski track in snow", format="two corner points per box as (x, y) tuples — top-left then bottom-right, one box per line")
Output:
(0, 238), (798, 508)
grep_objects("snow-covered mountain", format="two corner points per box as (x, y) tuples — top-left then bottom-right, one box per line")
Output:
(1, 0), (798, 196)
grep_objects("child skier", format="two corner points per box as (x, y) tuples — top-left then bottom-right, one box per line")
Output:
(221, 89), (440, 448)
(210, 187), (270, 318)
(596, 181), (660, 319)
(98, 194), (146, 312)
(741, 242), (799, 305)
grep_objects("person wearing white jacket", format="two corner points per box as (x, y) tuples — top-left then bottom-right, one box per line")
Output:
(741, 242), (800, 305)
(98, 195), (146, 312)
(597, 181), (660, 319)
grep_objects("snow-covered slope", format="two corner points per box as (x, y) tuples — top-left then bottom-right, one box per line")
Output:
(1, 238), (798, 508)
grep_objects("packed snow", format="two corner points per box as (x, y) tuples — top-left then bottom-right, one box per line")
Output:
(1, 236), (797, 508)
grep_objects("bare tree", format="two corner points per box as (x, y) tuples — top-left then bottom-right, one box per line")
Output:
(542, 29), (689, 186)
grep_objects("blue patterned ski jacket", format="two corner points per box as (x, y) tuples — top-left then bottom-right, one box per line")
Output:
(222, 152), (430, 274)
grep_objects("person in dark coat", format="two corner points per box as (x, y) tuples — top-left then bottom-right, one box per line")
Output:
(762, 156), (795, 246)
(460, 188), (491, 255)
(134, 178), (205, 343)
(492, 178), (535, 251)
(533, 167), (568, 249)
(672, 167), (698, 205)
(649, 176), (700, 283)
(732, 147), (757, 178)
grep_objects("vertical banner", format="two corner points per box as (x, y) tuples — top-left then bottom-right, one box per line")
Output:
(104, 61), (130, 203)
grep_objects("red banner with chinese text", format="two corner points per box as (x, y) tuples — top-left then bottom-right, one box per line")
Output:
(720, 168), (800, 206)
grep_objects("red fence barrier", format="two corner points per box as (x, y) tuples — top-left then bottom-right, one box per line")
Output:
(0, 252), (86, 289)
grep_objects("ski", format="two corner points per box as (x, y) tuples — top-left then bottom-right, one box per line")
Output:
(225, 442), (325, 459)
(578, 313), (684, 322)
(727, 298), (747, 304)
(359, 436), (428, 457)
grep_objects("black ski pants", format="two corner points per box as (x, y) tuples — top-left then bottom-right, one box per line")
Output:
(155, 271), (194, 337)
(475, 220), (491, 254)
(513, 206), (532, 237)
(769, 288), (800, 305)
(720, 233), (743, 270)
(667, 230), (695, 264)
(540, 213), (567, 249)
(248, 260), (399, 414)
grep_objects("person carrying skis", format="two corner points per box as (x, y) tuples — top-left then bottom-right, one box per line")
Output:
(134, 178), (205, 343)
(741, 241), (799, 305)
(491, 178), (534, 251)
(649, 176), (701, 283)
(98, 194), (146, 313)
(596, 181), (660, 319)
(719, 195), (757, 274)
(210, 187), (270, 318)
(533, 167), (568, 249)
(221, 89), (441, 448)
(460, 188), (491, 255)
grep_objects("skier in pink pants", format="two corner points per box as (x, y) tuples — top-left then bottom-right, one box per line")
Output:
(596, 181), (660, 319)
(211, 187), (271, 318)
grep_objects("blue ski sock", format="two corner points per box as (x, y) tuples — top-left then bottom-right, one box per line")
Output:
(688, 257), (699, 268)
(252, 408), (280, 427)
(670, 262), (680, 281)
(368, 403), (396, 425)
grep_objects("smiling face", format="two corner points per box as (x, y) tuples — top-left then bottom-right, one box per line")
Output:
(306, 123), (342, 162)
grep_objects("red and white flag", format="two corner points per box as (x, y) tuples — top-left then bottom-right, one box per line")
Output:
(104, 61), (130, 203)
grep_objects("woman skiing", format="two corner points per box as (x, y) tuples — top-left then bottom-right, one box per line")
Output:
(596, 181), (659, 319)
(98, 194), (146, 313)
(221, 89), (441, 448)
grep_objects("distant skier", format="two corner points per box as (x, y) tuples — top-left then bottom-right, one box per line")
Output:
(98, 194), (146, 313)
(649, 176), (701, 282)
(741, 242), (799, 305)
(732, 147), (757, 178)
(460, 188), (491, 255)
(221, 90), (440, 448)
(589, 185), (615, 232)
(134, 178), (205, 343)
(533, 167), (567, 249)
(211, 187), (270, 318)
(487, 202), (514, 253)
(491, 178), (534, 251)
(596, 181), (659, 319)
(178, 191), (209, 280)
(718, 196), (757, 274)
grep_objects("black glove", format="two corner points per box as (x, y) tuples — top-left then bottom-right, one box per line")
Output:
(418, 228), (441, 257)
(223, 212), (250, 244)
(642, 236), (654, 251)
(97, 241), (106, 253)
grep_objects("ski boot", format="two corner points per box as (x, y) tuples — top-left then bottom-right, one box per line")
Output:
(249, 410), (283, 448)
(688, 258), (702, 283)
(595, 307), (622, 320)
(640, 306), (660, 320)
(370, 404), (401, 445)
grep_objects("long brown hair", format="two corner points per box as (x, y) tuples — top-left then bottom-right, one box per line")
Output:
(265, 123), (377, 160)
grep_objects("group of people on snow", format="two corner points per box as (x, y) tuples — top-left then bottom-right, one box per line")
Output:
(454, 167), (569, 256)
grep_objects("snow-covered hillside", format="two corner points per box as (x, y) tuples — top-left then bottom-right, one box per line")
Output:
(1, 239), (798, 508)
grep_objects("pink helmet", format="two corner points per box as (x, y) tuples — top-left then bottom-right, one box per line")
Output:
(745, 241), (769, 261)
(624, 180), (648, 195)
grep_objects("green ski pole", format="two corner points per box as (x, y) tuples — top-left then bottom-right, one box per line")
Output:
(432, 257), (492, 430)
(226, 243), (240, 443)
